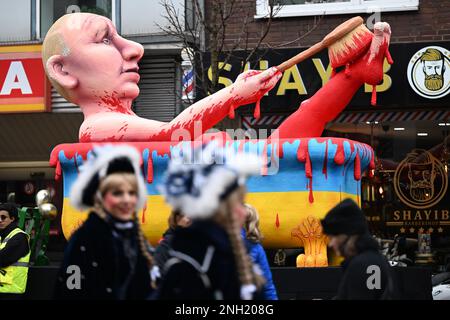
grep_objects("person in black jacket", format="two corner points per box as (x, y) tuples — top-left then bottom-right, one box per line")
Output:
(54, 145), (156, 300)
(321, 199), (398, 300)
(153, 210), (191, 273)
(154, 143), (266, 300)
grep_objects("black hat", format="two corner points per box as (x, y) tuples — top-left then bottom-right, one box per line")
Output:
(321, 199), (369, 236)
(70, 145), (147, 210)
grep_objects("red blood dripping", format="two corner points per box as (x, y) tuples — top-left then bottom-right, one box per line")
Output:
(147, 156), (154, 184)
(142, 201), (147, 224)
(305, 151), (312, 179)
(322, 140), (328, 179)
(308, 177), (314, 203)
(51, 145), (92, 164)
(296, 139), (313, 201)
(275, 213), (280, 228)
(100, 94), (133, 115)
(386, 49), (394, 65)
(277, 142), (284, 159)
(80, 131), (92, 143)
(152, 144), (172, 158)
(371, 85), (377, 106)
(254, 99), (261, 119)
(354, 150), (361, 181)
(228, 103), (235, 119)
(334, 140), (345, 165)
(55, 161), (62, 181)
(297, 139), (308, 162)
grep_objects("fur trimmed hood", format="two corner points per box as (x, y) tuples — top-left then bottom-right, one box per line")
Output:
(70, 145), (147, 211)
(158, 142), (261, 219)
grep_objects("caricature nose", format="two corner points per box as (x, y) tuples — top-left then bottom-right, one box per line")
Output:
(118, 36), (144, 61)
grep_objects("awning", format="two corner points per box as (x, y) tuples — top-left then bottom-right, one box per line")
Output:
(242, 110), (450, 130)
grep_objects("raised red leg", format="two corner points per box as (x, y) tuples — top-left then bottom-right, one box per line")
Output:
(271, 22), (392, 140)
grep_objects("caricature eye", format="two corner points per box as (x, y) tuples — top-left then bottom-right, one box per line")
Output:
(102, 38), (111, 45)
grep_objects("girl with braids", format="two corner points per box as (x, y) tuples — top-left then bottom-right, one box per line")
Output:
(242, 204), (278, 300)
(154, 142), (266, 300)
(54, 145), (155, 299)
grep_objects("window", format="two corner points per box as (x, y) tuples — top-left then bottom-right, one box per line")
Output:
(255, 0), (419, 18)
(0, 0), (32, 41)
(38, 0), (115, 39)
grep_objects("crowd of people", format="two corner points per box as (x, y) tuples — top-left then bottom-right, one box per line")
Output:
(41, 143), (395, 300)
(0, 143), (399, 300)
(0, 12), (397, 300)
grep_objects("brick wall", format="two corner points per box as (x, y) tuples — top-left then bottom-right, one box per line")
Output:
(205, 0), (450, 49)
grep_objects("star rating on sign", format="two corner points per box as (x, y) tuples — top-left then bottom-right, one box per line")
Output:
(409, 227), (415, 233)
(428, 228), (434, 234)
(438, 227), (444, 233)
(418, 227), (424, 233)
(400, 227), (405, 233)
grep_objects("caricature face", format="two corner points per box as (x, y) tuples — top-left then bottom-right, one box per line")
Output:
(423, 60), (444, 91)
(53, 13), (144, 104)
(408, 162), (436, 202)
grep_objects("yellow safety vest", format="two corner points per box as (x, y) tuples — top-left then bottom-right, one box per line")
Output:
(0, 228), (30, 294)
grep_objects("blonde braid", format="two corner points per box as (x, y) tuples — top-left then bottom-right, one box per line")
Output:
(222, 199), (266, 295)
(134, 214), (155, 269)
(93, 199), (108, 220)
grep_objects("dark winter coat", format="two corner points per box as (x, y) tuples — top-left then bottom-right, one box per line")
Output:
(242, 230), (278, 300)
(153, 228), (175, 271)
(154, 220), (246, 300)
(335, 235), (397, 300)
(54, 212), (153, 300)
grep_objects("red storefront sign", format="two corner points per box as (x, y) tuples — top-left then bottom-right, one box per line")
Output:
(0, 45), (50, 113)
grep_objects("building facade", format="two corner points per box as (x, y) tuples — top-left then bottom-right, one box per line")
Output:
(203, 0), (450, 268)
(0, 0), (189, 240)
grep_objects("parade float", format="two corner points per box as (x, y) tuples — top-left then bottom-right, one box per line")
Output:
(44, 13), (391, 268)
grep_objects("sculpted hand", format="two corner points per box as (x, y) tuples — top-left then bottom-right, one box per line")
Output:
(231, 67), (282, 106)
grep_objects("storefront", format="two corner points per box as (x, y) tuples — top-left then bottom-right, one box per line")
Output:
(204, 42), (450, 269)
(0, 1), (185, 263)
(0, 44), (83, 247)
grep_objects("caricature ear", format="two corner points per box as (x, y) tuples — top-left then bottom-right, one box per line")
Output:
(46, 55), (78, 89)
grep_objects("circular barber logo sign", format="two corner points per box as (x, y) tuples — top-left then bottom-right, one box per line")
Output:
(394, 149), (448, 209)
(407, 46), (450, 99)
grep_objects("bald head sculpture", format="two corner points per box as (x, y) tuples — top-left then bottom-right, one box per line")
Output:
(43, 13), (144, 108)
(41, 13), (283, 143)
